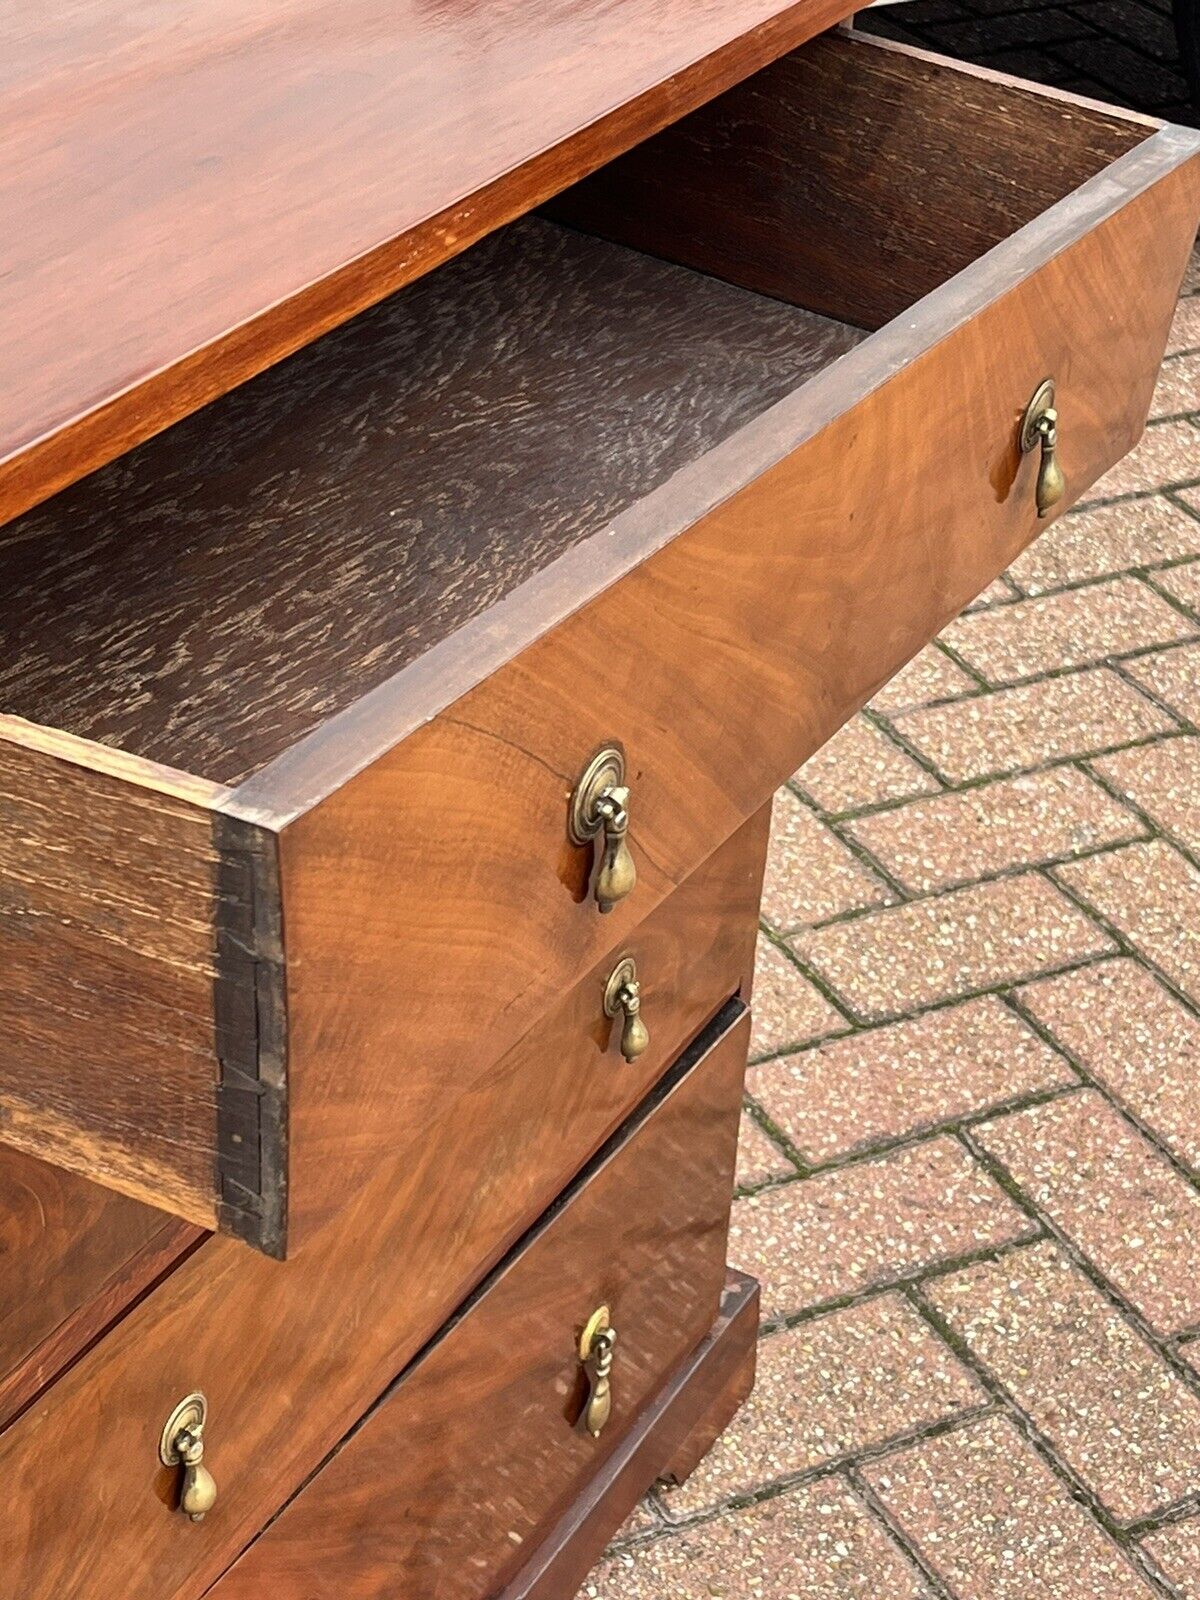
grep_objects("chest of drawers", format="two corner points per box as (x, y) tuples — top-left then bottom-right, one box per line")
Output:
(2, 5), (1197, 1595)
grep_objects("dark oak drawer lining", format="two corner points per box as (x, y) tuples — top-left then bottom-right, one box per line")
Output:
(548, 30), (1155, 331)
(0, 38), (1170, 799)
(0, 225), (864, 786)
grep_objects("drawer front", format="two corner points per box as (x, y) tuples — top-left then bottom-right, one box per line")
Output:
(0, 837), (758, 1600)
(264, 38), (1200, 1245)
(0, 1147), (195, 1430)
(208, 1005), (750, 1600)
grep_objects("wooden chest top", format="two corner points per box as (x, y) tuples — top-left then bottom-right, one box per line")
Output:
(0, 0), (850, 525)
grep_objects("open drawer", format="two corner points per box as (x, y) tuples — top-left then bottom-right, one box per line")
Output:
(1, 29), (1196, 1255)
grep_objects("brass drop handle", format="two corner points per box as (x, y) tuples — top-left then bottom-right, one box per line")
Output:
(579, 1305), (618, 1438)
(1020, 378), (1066, 517)
(159, 1393), (218, 1522)
(569, 745), (637, 913)
(603, 955), (649, 1062)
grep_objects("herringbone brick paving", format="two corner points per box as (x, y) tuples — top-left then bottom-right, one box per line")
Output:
(577, 119), (1200, 1600)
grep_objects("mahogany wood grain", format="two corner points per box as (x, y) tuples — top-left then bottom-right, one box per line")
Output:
(0, 1148), (198, 1431)
(259, 96), (1200, 1246)
(0, 0), (859, 526)
(1, 36), (1195, 1254)
(278, 798), (766, 1240)
(0, 992), (754, 1600)
(198, 1012), (748, 1600)
(548, 30), (1154, 329)
(497, 1272), (760, 1600)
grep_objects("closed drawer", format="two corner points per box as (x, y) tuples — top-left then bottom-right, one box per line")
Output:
(1, 30), (1196, 1252)
(0, 1149), (196, 1431)
(207, 1004), (749, 1600)
(1, 851), (757, 1600)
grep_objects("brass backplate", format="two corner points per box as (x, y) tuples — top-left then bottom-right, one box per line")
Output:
(159, 1392), (207, 1467)
(568, 745), (625, 846)
(579, 1304), (612, 1362)
(1020, 377), (1056, 453)
(602, 955), (637, 1019)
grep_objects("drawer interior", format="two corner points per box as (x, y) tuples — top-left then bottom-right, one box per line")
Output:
(0, 32), (1155, 789)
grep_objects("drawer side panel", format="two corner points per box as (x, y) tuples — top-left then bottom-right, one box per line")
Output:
(547, 29), (1154, 329)
(0, 729), (284, 1248)
(0, 733), (222, 1227)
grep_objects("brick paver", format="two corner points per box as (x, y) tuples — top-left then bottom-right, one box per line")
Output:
(1170, 296), (1200, 354)
(1086, 419), (1200, 500)
(749, 934), (847, 1059)
(729, 1136), (1033, 1320)
(862, 1416), (1151, 1599)
(748, 996), (1072, 1166)
(890, 667), (1176, 783)
(734, 1110), (795, 1191)
(1155, 558), (1200, 613)
(1142, 1518), (1200, 1598)
(928, 1240), (1200, 1523)
(584, 1479), (933, 1599)
(796, 873), (1113, 1020)
(1058, 840), (1200, 1002)
(1094, 735), (1200, 850)
(1123, 636), (1200, 721)
(1019, 958), (1200, 1170)
(659, 1294), (984, 1517)
(1154, 351), (1200, 418)
(795, 713), (939, 814)
(849, 767), (1143, 893)
(1007, 497), (1200, 593)
(579, 86), (1200, 1600)
(759, 787), (893, 933)
(976, 1091), (1200, 1336)
(940, 576), (1198, 685)
(868, 642), (978, 712)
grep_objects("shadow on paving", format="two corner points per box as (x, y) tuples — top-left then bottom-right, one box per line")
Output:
(860, 0), (1199, 125)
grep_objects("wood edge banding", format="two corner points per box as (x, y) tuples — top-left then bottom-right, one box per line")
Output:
(0, 714), (232, 808)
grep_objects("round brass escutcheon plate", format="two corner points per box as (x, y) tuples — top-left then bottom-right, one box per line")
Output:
(1020, 377), (1056, 454)
(602, 955), (637, 1019)
(579, 1304), (611, 1362)
(159, 1392), (208, 1467)
(568, 745), (626, 847)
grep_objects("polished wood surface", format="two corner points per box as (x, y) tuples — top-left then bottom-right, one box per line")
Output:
(0, 36), (1192, 1251)
(0, 0), (858, 526)
(0, 224), (862, 784)
(203, 1015), (748, 1600)
(0, 980), (755, 1600)
(0, 1149), (198, 1430)
(549, 30), (1153, 329)
(262, 49), (1200, 1246)
(281, 793), (767, 1244)
(498, 1272), (759, 1600)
